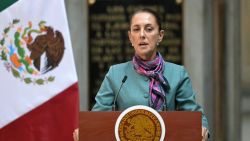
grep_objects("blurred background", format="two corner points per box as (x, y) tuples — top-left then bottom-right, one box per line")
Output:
(64, 0), (250, 141)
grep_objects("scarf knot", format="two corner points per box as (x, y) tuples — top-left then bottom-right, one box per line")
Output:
(133, 52), (169, 110)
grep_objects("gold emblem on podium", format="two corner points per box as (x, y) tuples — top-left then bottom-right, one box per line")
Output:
(115, 105), (165, 141)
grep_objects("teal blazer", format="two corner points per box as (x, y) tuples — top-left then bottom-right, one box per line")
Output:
(92, 61), (209, 129)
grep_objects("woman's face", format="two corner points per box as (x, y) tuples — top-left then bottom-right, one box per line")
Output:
(128, 12), (164, 60)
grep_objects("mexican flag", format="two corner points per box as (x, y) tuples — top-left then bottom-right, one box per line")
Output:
(0, 0), (79, 141)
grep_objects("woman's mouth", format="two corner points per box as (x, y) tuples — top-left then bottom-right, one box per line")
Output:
(139, 42), (148, 47)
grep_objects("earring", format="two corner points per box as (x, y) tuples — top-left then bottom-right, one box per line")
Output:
(157, 42), (159, 46)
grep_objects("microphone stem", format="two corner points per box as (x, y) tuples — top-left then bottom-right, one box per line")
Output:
(112, 82), (124, 111)
(112, 105), (116, 111)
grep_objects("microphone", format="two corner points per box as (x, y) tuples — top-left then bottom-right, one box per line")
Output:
(162, 76), (170, 111)
(163, 98), (168, 111)
(159, 85), (168, 111)
(112, 75), (127, 111)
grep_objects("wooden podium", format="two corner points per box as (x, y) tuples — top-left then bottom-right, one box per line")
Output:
(79, 111), (202, 141)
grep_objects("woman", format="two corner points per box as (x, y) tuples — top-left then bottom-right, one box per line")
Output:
(92, 8), (209, 140)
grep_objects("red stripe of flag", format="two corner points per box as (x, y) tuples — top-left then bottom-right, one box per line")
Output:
(0, 83), (79, 141)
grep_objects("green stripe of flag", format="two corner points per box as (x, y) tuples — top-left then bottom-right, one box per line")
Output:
(0, 0), (18, 12)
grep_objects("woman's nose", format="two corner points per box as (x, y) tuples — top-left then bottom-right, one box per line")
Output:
(140, 29), (145, 38)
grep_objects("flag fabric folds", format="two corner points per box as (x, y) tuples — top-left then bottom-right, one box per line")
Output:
(0, 0), (79, 140)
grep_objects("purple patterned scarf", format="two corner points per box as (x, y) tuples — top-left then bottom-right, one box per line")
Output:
(132, 52), (169, 110)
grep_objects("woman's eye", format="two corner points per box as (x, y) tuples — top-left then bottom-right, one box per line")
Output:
(146, 28), (153, 32)
(132, 28), (139, 32)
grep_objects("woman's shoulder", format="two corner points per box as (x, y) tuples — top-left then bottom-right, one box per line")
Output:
(106, 61), (132, 79)
(111, 61), (132, 70)
(164, 61), (184, 71)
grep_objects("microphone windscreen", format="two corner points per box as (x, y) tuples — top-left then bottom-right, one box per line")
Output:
(122, 75), (127, 83)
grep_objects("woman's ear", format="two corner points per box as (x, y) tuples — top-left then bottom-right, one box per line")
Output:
(128, 31), (132, 44)
(158, 30), (164, 42)
(128, 31), (131, 42)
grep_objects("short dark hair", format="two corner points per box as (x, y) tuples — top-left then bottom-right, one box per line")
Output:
(129, 8), (162, 31)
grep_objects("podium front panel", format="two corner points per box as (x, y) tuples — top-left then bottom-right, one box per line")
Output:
(79, 111), (201, 141)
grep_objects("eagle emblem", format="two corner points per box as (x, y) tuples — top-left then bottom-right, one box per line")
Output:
(0, 19), (65, 85)
(115, 105), (166, 141)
